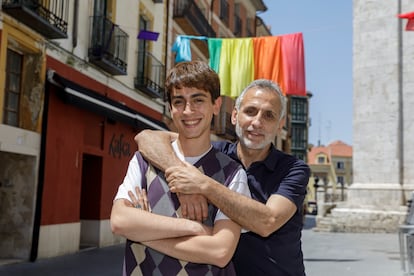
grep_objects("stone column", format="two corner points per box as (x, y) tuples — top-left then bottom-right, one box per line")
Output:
(327, 0), (414, 232)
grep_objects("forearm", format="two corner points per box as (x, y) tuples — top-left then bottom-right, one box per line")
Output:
(110, 199), (207, 242)
(201, 179), (279, 236)
(143, 222), (239, 267)
(166, 165), (284, 236)
(135, 130), (180, 171)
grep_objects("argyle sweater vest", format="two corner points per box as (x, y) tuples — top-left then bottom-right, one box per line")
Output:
(123, 148), (242, 276)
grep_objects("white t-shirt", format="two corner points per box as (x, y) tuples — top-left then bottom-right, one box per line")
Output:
(114, 141), (251, 222)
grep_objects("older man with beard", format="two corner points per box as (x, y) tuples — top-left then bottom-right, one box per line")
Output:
(136, 79), (310, 276)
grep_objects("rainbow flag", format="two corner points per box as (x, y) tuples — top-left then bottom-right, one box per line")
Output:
(172, 33), (306, 97)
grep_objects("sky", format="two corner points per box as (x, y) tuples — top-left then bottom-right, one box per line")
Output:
(260, 1), (353, 146)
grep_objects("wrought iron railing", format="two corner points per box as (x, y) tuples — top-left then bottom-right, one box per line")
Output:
(173, 0), (216, 37)
(88, 16), (128, 75)
(134, 51), (165, 98)
(2, 0), (68, 38)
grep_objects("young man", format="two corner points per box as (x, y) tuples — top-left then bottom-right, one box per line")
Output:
(110, 61), (250, 275)
(136, 79), (310, 275)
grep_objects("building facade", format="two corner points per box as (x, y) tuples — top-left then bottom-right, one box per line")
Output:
(319, 0), (414, 232)
(308, 140), (353, 189)
(2, 0), (298, 263)
(306, 141), (353, 216)
(287, 94), (312, 162)
(0, 0), (168, 262)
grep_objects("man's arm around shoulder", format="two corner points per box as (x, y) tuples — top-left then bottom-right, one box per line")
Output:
(167, 163), (298, 237)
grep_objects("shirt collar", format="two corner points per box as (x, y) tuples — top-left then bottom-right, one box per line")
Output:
(229, 142), (279, 170)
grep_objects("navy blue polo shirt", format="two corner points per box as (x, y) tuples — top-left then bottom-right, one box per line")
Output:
(213, 141), (310, 276)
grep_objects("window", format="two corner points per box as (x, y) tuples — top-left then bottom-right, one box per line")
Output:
(292, 151), (305, 161)
(317, 156), (325, 164)
(137, 16), (149, 76)
(337, 176), (344, 185)
(291, 124), (307, 149)
(337, 161), (345, 169)
(94, 0), (114, 19)
(3, 49), (23, 127)
(219, 0), (229, 26)
(233, 4), (241, 36)
(246, 18), (254, 36)
(291, 97), (307, 122)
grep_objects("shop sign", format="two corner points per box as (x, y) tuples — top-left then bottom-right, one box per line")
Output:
(109, 133), (132, 158)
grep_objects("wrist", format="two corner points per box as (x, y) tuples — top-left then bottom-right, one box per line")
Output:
(186, 219), (205, 235)
(200, 177), (217, 198)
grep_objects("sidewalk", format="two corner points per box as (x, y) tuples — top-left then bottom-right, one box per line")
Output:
(0, 244), (125, 276)
(302, 217), (403, 276)
(0, 216), (406, 276)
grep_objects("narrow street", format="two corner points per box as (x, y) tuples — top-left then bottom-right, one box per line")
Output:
(0, 216), (404, 276)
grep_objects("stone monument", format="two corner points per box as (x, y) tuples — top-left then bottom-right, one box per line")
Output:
(321, 0), (414, 233)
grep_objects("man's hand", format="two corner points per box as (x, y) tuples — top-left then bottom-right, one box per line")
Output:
(127, 185), (209, 222)
(135, 130), (180, 171)
(166, 162), (208, 194)
(166, 162), (210, 222)
(177, 194), (208, 222)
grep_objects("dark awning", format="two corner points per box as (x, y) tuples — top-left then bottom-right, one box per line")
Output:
(47, 70), (168, 130)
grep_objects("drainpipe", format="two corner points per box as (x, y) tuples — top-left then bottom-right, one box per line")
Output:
(72, 0), (79, 48)
(397, 0), (405, 205)
(30, 76), (51, 261)
(163, 0), (170, 111)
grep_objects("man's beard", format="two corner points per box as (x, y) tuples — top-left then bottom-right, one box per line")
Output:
(235, 119), (273, 150)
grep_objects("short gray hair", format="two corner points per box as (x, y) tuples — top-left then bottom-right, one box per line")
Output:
(234, 79), (286, 121)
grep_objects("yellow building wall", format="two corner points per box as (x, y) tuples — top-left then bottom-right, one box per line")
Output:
(0, 17), (46, 131)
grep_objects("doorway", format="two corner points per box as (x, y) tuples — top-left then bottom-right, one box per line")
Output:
(79, 153), (102, 250)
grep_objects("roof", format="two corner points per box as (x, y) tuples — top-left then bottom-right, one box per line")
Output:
(252, 0), (267, 12)
(307, 140), (352, 165)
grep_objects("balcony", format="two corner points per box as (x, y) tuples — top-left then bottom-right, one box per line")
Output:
(134, 51), (165, 99)
(88, 16), (128, 75)
(173, 0), (215, 37)
(233, 14), (242, 36)
(2, 0), (68, 39)
(173, 0), (215, 57)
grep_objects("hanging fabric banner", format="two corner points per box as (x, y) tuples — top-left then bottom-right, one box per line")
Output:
(170, 33), (306, 97)
(280, 33), (306, 96)
(171, 35), (208, 62)
(252, 36), (285, 94)
(218, 38), (254, 98)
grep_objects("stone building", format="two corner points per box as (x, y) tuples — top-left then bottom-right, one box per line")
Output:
(317, 0), (414, 232)
(0, 0), (276, 263)
(307, 140), (353, 213)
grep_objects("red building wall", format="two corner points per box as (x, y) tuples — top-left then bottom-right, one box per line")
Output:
(41, 57), (161, 225)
